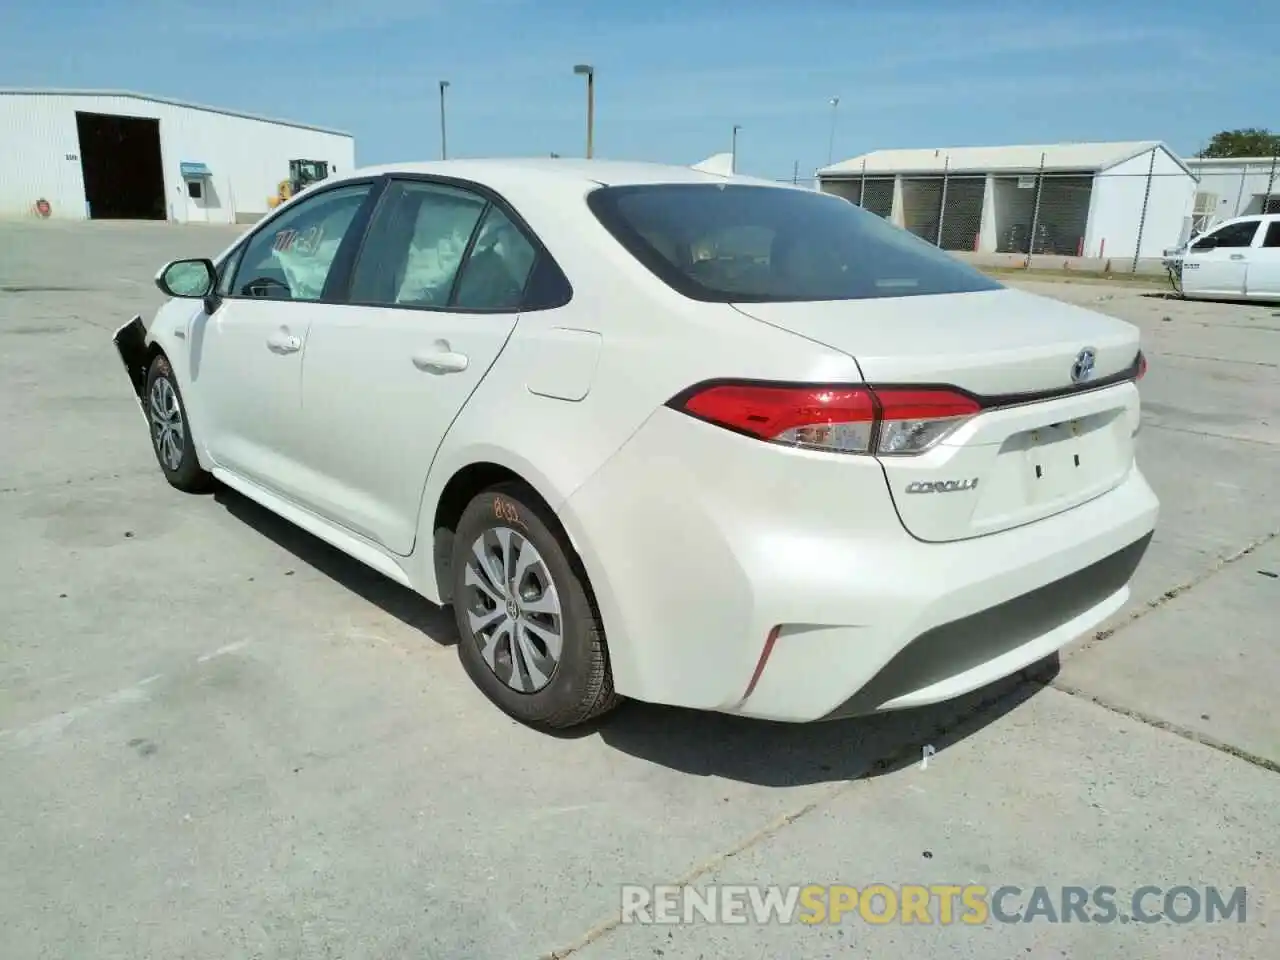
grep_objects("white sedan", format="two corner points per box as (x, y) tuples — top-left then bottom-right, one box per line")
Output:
(113, 158), (1158, 730)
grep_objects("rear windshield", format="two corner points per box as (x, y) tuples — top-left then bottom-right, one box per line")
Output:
(586, 183), (1003, 302)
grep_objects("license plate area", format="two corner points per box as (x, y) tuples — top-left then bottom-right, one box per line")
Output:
(1028, 421), (1084, 503)
(881, 394), (1136, 542)
(1010, 413), (1117, 506)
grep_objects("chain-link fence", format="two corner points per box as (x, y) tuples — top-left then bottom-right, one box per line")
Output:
(798, 151), (1280, 273)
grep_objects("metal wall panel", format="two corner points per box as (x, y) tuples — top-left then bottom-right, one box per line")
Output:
(0, 92), (355, 223)
(0, 94), (89, 219)
(1033, 175), (1093, 256)
(901, 177), (944, 241)
(860, 177), (894, 218)
(937, 176), (985, 251)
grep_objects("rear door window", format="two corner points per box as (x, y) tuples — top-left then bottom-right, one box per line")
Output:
(452, 205), (539, 310)
(348, 180), (489, 308)
(586, 183), (1003, 303)
(347, 178), (569, 312)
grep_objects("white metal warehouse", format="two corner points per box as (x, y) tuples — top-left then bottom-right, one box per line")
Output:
(816, 141), (1196, 260)
(1183, 155), (1280, 234)
(0, 89), (355, 225)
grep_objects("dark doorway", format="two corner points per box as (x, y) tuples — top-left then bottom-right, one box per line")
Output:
(75, 111), (166, 220)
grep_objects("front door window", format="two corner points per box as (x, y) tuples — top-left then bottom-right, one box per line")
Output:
(229, 183), (374, 301)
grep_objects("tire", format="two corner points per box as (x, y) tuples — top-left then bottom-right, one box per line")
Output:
(451, 482), (621, 729)
(144, 353), (212, 493)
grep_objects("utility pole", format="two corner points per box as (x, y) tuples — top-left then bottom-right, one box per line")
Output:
(731, 124), (742, 173)
(573, 64), (595, 158)
(438, 80), (450, 160)
(1264, 153), (1278, 214)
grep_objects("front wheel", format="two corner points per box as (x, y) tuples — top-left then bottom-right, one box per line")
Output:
(450, 483), (621, 729)
(145, 354), (212, 492)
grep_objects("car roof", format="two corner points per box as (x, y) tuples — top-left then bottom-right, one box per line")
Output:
(278, 159), (816, 281)
(333, 157), (793, 189)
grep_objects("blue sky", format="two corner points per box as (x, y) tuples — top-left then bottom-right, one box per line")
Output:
(4, 0), (1276, 179)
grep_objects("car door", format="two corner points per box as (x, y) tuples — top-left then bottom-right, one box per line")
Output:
(190, 180), (378, 499)
(1181, 218), (1261, 297)
(293, 178), (545, 554)
(1244, 219), (1280, 299)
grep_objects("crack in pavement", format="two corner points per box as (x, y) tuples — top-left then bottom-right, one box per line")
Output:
(1142, 423), (1279, 447)
(538, 528), (1280, 959)
(536, 664), (1053, 960)
(1050, 528), (1280, 776)
(1155, 351), (1279, 368)
(1067, 529), (1280, 659)
(1045, 683), (1280, 775)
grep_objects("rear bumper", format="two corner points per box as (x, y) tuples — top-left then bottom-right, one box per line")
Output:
(791, 524), (1151, 720)
(560, 406), (1159, 723)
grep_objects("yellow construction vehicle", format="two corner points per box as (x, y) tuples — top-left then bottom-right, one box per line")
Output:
(268, 159), (331, 208)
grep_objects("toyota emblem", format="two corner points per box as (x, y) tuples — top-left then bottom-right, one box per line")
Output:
(1071, 347), (1097, 384)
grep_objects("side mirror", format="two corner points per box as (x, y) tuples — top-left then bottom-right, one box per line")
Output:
(1191, 236), (1217, 251)
(155, 258), (216, 298)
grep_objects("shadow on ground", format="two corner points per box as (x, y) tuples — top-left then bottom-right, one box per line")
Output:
(212, 483), (1059, 787)
(595, 660), (1056, 787)
(214, 486), (458, 644)
(1141, 291), (1279, 308)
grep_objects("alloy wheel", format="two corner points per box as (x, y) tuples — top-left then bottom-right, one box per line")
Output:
(149, 376), (185, 472)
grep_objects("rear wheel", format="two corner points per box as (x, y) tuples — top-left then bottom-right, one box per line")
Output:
(451, 483), (620, 729)
(145, 354), (212, 493)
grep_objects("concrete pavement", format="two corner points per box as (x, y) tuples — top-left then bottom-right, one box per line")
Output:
(1, 221), (1276, 959)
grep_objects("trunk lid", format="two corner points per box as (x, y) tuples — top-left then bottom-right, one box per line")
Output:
(732, 288), (1139, 395)
(732, 289), (1143, 542)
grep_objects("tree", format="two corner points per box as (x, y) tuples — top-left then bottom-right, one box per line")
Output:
(1200, 128), (1280, 158)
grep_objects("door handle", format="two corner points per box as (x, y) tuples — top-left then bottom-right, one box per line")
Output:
(266, 330), (302, 353)
(412, 350), (470, 374)
(1229, 254), (1246, 261)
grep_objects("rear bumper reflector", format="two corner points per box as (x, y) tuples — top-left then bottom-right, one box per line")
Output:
(738, 625), (782, 705)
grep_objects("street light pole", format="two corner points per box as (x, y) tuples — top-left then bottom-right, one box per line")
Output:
(573, 64), (595, 158)
(827, 96), (840, 166)
(439, 80), (450, 160)
(731, 124), (741, 173)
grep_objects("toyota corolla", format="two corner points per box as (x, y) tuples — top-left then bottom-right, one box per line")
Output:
(113, 158), (1157, 730)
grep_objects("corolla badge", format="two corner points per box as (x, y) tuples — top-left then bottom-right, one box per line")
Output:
(905, 478), (979, 494)
(1071, 347), (1097, 384)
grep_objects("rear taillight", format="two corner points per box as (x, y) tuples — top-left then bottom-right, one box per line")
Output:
(673, 382), (979, 456)
(1136, 351), (1148, 380)
(875, 389), (982, 455)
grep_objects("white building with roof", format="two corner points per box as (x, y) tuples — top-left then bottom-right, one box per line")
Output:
(816, 141), (1196, 260)
(0, 89), (355, 224)
(1182, 155), (1280, 234)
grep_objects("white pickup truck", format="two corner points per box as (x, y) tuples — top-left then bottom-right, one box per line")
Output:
(1163, 214), (1280, 302)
